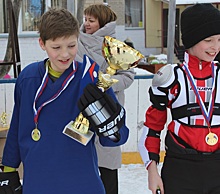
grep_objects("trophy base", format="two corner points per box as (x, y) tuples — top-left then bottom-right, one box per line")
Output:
(63, 121), (94, 146)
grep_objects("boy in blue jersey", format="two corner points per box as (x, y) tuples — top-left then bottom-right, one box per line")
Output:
(0, 8), (129, 194)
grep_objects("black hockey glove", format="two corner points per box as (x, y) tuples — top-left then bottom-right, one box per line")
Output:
(78, 84), (125, 141)
(0, 171), (22, 194)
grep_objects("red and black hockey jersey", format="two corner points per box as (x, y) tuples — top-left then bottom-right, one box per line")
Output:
(138, 52), (220, 168)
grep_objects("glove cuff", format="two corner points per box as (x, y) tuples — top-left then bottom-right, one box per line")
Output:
(0, 171), (22, 193)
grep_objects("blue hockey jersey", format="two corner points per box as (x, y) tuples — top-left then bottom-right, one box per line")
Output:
(2, 55), (129, 194)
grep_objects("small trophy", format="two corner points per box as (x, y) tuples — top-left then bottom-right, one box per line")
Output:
(63, 36), (144, 145)
(0, 112), (8, 129)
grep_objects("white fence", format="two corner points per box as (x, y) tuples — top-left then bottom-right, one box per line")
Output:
(122, 76), (169, 153)
(0, 76), (170, 152)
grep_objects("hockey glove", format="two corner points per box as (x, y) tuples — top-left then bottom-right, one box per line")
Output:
(0, 171), (22, 194)
(78, 84), (125, 141)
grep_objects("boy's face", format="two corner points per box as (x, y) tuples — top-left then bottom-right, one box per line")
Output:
(84, 15), (100, 34)
(188, 34), (220, 62)
(39, 35), (78, 73)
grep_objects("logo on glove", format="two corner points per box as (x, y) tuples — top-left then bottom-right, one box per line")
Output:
(0, 180), (9, 186)
(98, 108), (125, 133)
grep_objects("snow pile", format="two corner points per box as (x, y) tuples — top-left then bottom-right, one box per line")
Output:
(148, 54), (167, 65)
(134, 67), (153, 75)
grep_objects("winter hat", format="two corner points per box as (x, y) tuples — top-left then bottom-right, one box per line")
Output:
(181, 3), (220, 49)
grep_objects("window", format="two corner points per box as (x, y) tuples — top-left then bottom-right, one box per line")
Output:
(51, 0), (67, 9)
(125, 0), (144, 28)
(22, 0), (68, 32)
(0, 0), (76, 34)
(22, 0), (45, 31)
(0, 0), (8, 33)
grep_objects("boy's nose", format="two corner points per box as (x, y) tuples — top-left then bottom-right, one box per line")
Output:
(212, 40), (220, 50)
(60, 49), (69, 58)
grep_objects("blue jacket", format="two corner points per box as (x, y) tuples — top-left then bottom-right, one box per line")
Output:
(2, 55), (129, 194)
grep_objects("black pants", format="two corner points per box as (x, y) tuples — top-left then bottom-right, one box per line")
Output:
(161, 152), (220, 194)
(99, 167), (118, 194)
(163, 131), (220, 194)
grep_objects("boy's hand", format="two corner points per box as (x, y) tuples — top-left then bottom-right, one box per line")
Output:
(78, 84), (125, 140)
(148, 161), (164, 194)
(0, 171), (22, 194)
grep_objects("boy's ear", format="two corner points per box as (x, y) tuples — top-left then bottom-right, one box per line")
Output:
(39, 38), (45, 50)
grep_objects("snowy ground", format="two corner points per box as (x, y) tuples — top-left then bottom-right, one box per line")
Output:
(119, 163), (163, 194)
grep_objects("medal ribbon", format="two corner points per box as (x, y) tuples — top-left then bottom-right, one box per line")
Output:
(33, 62), (77, 125)
(182, 61), (215, 127)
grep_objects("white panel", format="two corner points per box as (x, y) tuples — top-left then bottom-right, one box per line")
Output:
(137, 79), (151, 148)
(0, 84), (5, 115)
(5, 84), (15, 124)
(121, 80), (139, 152)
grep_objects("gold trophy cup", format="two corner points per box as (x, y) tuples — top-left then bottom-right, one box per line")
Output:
(63, 36), (144, 145)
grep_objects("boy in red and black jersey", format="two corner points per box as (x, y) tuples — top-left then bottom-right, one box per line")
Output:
(139, 3), (220, 194)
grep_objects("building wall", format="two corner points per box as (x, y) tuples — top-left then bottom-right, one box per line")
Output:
(0, 30), (160, 73)
(0, 0), (166, 68)
(145, 0), (162, 48)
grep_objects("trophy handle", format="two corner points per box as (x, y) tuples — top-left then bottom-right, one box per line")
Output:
(106, 66), (116, 75)
(71, 113), (89, 134)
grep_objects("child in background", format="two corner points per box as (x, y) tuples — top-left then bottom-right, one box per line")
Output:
(138, 3), (220, 194)
(1, 8), (129, 194)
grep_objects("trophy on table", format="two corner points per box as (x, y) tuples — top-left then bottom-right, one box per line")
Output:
(63, 36), (144, 145)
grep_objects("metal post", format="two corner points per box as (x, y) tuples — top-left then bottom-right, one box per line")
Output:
(167, 0), (176, 64)
(8, 0), (17, 77)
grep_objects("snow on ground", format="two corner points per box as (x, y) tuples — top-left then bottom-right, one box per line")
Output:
(134, 67), (153, 76)
(119, 163), (163, 194)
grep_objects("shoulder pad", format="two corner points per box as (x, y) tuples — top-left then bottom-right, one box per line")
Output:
(152, 64), (176, 87)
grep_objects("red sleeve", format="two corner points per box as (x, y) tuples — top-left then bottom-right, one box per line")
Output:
(145, 106), (167, 131)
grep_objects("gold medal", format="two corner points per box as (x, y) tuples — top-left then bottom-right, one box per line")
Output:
(31, 128), (41, 141)
(205, 132), (218, 146)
